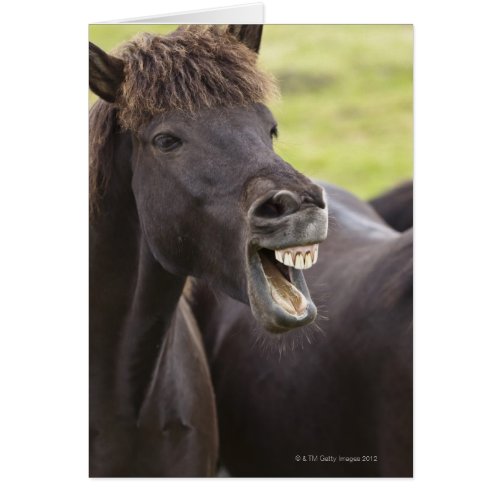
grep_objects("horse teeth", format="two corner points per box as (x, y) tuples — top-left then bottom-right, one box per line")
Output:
(272, 244), (319, 269)
(304, 252), (313, 269)
(283, 252), (293, 266)
(295, 253), (305, 269)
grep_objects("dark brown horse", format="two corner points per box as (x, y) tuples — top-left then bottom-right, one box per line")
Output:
(370, 180), (413, 232)
(89, 25), (328, 477)
(190, 181), (413, 477)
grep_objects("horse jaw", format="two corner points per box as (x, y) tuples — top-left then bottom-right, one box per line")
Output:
(244, 205), (328, 334)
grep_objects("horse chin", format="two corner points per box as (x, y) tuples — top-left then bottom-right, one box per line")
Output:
(246, 245), (319, 333)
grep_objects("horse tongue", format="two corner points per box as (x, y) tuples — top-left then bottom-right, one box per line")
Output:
(261, 254), (308, 317)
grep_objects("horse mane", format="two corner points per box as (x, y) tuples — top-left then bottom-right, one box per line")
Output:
(89, 25), (278, 219)
(89, 99), (118, 220)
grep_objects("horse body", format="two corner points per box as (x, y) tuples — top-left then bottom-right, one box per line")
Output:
(90, 201), (218, 476)
(191, 182), (413, 477)
(369, 180), (413, 232)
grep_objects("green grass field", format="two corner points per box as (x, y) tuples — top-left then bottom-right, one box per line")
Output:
(89, 25), (413, 200)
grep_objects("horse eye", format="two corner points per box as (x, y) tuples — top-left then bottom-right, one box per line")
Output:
(153, 134), (182, 152)
(270, 125), (278, 139)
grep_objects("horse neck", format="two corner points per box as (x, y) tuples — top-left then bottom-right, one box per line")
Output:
(90, 183), (186, 418)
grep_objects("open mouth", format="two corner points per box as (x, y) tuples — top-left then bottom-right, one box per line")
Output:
(246, 243), (320, 333)
(259, 245), (318, 316)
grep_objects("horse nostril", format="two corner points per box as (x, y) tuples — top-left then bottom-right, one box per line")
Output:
(253, 190), (302, 219)
(302, 190), (326, 210)
(272, 190), (302, 215)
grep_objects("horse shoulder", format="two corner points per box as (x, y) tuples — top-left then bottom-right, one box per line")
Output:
(136, 297), (219, 476)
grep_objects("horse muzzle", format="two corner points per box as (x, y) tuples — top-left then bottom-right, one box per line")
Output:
(245, 187), (329, 333)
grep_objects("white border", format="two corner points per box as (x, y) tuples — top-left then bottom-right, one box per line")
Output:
(1, 1), (499, 499)
(94, 3), (264, 24)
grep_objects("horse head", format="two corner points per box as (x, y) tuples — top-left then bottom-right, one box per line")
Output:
(89, 25), (328, 333)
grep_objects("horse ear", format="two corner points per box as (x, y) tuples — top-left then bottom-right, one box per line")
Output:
(89, 42), (124, 103)
(227, 25), (263, 54)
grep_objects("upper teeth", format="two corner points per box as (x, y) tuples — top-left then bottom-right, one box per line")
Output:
(274, 244), (319, 270)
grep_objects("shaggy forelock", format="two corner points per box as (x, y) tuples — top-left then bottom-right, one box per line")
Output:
(113, 25), (278, 130)
(90, 25), (279, 219)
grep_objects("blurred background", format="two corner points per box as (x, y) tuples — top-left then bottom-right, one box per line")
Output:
(89, 25), (413, 200)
